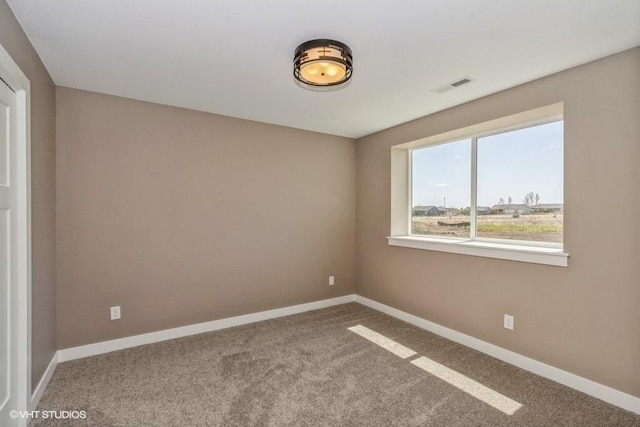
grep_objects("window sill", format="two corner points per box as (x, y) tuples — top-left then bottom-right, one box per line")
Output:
(387, 236), (568, 267)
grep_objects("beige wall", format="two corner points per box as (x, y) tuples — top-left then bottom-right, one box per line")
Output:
(0, 1), (57, 390)
(356, 47), (640, 397)
(56, 87), (356, 348)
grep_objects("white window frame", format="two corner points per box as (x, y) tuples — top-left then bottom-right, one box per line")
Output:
(389, 103), (568, 267)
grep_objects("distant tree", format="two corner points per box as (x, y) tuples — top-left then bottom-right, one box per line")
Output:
(508, 196), (512, 204)
(523, 191), (535, 207)
(535, 193), (540, 205)
(499, 197), (505, 205)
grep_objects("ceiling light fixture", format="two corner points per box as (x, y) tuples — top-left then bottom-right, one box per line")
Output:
(293, 39), (353, 89)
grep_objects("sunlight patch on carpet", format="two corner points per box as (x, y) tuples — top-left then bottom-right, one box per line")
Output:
(411, 356), (523, 415)
(348, 325), (417, 359)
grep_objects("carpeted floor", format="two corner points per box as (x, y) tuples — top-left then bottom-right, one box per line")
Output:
(33, 303), (640, 426)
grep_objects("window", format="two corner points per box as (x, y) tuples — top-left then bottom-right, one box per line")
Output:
(390, 103), (568, 267)
(476, 122), (563, 244)
(412, 139), (471, 238)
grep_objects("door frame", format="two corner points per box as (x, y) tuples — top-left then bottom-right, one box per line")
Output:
(0, 43), (32, 423)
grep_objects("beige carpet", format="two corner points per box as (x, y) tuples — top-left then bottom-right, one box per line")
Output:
(33, 303), (640, 426)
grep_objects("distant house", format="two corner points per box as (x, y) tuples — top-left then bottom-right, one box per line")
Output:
(532, 203), (563, 213)
(412, 205), (443, 216)
(490, 204), (531, 215)
(476, 206), (491, 215)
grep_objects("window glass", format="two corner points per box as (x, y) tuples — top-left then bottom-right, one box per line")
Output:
(476, 121), (563, 243)
(411, 139), (471, 238)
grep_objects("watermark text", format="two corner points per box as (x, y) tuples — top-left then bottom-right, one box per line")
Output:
(9, 409), (87, 420)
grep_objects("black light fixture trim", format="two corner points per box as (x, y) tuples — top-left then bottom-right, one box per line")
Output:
(293, 39), (353, 88)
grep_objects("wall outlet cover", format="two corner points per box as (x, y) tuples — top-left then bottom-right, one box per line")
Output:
(504, 314), (514, 330)
(110, 306), (121, 320)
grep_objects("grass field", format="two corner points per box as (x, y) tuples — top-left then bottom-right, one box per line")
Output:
(412, 214), (563, 243)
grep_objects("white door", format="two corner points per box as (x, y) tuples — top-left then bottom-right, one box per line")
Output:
(0, 78), (19, 425)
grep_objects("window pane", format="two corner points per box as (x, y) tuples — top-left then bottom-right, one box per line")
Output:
(412, 139), (471, 238)
(476, 121), (563, 243)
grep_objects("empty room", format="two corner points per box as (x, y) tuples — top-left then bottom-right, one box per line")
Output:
(1, 0), (639, 425)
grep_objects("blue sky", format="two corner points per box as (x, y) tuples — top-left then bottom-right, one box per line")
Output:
(412, 121), (564, 209)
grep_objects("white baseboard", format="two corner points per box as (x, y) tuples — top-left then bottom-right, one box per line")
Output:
(58, 294), (356, 362)
(52, 292), (639, 414)
(355, 295), (640, 415)
(30, 352), (58, 411)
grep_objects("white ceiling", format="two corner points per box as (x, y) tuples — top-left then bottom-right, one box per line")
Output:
(6, 0), (640, 138)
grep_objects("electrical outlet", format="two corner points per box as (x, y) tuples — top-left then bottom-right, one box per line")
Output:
(329, 276), (335, 286)
(504, 314), (514, 330)
(110, 306), (121, 320)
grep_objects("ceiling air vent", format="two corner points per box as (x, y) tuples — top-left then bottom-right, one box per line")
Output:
(431, 76), (475, 94)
